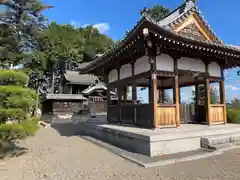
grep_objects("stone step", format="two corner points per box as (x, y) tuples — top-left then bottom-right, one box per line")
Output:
(201, 133), (240, 150)
(208, 143), (235, 151)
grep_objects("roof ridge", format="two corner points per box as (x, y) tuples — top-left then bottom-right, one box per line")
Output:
(193, 6), (223, 44)
(156, 0), (223, 44)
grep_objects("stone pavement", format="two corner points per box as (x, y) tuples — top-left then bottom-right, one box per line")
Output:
(0, 123), (240, 180)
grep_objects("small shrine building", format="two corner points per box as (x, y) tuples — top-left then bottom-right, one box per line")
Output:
(79, 0), (240, 129)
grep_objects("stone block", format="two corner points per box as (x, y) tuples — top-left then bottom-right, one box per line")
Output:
(230, 133), (240, 142)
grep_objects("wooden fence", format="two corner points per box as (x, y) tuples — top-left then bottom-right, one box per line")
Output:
(180, 104), (195, 123)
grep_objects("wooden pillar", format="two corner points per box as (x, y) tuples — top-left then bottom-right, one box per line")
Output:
(132, 63), (137, 124)
(123, 86), (127, 103)
(148, 56), (158, 128)
(173, 58), (180, 127)
(174, 75), (180, 127)
(143, 28), (157, 128)
(150, 71), (158, 128)
(162, 89), (165, 103)
(204, 62), (211, 125)
(194, 78), (199, 124)
(219, 68), (227, 124)
(158, 88), (161, 103)
(117, 68), (122, 123)
(205, 77), (211, 125)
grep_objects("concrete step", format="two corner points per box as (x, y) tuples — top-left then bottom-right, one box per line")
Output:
(201, 133), (240, 150)
(208, 143), (235, 151)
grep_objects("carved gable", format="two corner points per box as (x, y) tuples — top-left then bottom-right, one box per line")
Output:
(178, 22), (207, 41)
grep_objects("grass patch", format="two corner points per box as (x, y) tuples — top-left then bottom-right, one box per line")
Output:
(227, 108), (240, 124)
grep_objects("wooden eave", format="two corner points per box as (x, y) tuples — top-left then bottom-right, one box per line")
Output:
(79, 18), (148, 74)
(79, 17), (240, 74)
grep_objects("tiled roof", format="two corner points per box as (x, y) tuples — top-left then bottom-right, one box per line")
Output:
(226, 45), (240, 50)
(157, 0), (222, 43)
(46, 94), (87, 100)
(78, 1), (240, 73)
(81, 82), (107, 95)
(64, 71), (99, 85)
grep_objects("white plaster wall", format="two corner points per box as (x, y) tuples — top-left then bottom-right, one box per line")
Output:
(209, 62), (221, 77)
(178, 57), (205, 72)
(134, 56), (150, 75)
(120, 63), (132, 79)
(108, 69), (118, 83)
(156, 54), (174, 72)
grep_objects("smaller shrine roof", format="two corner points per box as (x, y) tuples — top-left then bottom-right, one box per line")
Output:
(46, 94), (87, 100)
(64, 71), (99, 85)
(81, 82), (107, 95)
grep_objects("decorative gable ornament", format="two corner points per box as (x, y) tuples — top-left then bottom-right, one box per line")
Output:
(178, 23), (206, 41)
(185, 0), (195, 12)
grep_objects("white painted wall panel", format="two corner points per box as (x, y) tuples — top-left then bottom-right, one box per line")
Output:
(178, 57), (205, 72)
(134, 56), (150, 75)
(209, 62), (221, 77)
(108, 69), (117, 83)
(120, 64), (131, 79)
(156, 54), (174, 72)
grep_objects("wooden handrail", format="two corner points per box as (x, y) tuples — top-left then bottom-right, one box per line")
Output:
(157, 104), (176, 107)
(210, 104), (225, 107)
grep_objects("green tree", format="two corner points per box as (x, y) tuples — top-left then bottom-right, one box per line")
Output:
(0, 23), (23, 69)
(0, 70), (39, 155)
(0, 0), (52, 70)
(29, 22), (114, 93)
(230, 98), (240, 108)
(0, 0), (53, 50)
(34, 22), (114, 68)
(147, 5), (169, 21)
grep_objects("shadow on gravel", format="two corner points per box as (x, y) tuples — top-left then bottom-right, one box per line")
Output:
(51, 122), (80, 137)
(0, 145), (28, 160)
(50, 117), (108, 137)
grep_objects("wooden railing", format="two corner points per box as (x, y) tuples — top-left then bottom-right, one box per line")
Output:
(107, 104), (152, 128)
(157, 104), (176, 127)
(209, 104), (226, 124)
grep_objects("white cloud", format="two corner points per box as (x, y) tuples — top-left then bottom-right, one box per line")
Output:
(93, 23), (110, 33)
(70, 21), (110, 33)
(225, 84), (240, 91)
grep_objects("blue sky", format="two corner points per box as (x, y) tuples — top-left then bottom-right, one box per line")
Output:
(42, 0), (240, 102)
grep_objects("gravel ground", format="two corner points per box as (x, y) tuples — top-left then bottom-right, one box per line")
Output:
(0, 123), (240, 180)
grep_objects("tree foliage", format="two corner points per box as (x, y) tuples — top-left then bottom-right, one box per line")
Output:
(0, 70), (36, 120)
(148, 5), (169, 21)
(0, 24), (23, 69)
(32, 22), (114, 71)
(0, 70), (39, 155)
(0, 0), (52, 51)
(230, 98), (240, 108)
(227, 108), (240, 124)
(27, 22), (114, 95)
